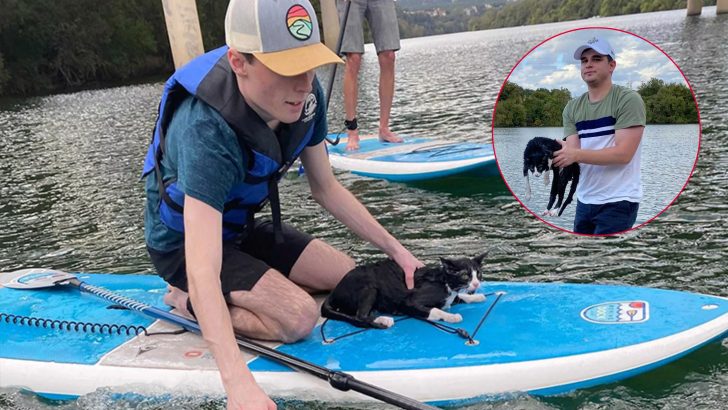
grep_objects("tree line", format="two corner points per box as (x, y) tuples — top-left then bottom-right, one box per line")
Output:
(494, 79), (697, 127)
(0, 0), (716, 97)
(0, 0), (230, 97)
(468, 0), (717, 31)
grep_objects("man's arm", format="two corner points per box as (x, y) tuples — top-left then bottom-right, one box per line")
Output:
(184, 196), (275, 410)
(299, 142), (423, 288)
(553, 126), (643, 168)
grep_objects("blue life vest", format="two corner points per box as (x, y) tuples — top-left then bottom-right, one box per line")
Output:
(141, 46), (319, 241)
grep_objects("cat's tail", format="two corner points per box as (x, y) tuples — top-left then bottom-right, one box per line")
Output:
(321, 295), (380, 328)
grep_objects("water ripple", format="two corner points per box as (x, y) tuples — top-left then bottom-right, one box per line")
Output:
(1, 6), (727, 410)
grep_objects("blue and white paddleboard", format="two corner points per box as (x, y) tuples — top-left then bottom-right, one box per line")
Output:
(327, 135), (497, 182)
(1, 270), (727, 405)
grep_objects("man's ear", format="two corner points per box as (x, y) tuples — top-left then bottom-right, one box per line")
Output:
(609, 59), (616, 74)
(228, 49), (248, 77)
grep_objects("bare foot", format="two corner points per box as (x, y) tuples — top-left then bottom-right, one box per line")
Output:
(163, 285), (195, 319)
(345, 129), (360, 151)
(379, 128), (403, 143)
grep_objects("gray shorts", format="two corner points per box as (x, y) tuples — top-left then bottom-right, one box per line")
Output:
(337, 0), (401, 54)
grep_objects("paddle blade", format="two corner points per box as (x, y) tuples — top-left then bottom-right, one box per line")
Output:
(4, 268), (77, 289)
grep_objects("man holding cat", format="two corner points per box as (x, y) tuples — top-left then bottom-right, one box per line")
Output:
(553, 36), (646, 235)
(141, 0), (423, 407)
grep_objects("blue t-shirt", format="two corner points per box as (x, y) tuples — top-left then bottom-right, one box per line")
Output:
(144, 81), (328, 251)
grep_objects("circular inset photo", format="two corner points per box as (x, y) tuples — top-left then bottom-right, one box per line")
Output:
(493, 27), (700, 236)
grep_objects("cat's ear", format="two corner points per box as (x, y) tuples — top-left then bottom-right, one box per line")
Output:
(474, 252), (489, 266)
(439, 257), (460, 273)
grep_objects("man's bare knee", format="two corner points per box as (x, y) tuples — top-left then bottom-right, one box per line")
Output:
(378, 50), (395, 67)
(345, 53), (362, 72)
(278, 296), (318, 343)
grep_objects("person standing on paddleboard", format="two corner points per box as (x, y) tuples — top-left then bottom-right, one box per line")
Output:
(338, 0), (404, 151)
(553, 36), (646, 235)
(140, 0), (423, 407)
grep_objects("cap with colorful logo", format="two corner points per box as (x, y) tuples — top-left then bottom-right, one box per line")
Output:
(225, 0), (343, 76)
(573, 36), (616, 61)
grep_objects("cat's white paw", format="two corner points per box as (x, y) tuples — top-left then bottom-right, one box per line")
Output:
(444, 313), (463, 323)
(459, 293), (486, 303)
(373, 316), (395, 328)
(428, 308), (463, 323)
(541, 209), (557, 217)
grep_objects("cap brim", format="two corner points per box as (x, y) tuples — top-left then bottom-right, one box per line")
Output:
(573, 45), (591, 60)
(574, 45), (612, 60)
(254, 43), (343, 77)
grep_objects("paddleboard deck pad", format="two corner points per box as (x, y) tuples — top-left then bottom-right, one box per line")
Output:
(1, 271), (727, 405)
(326, 135), (497, 182)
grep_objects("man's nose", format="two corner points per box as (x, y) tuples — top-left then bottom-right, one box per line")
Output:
(293, 71), (314, 93)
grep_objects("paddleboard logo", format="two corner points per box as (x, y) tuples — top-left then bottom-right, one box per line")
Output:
(581, 301), (649, 324)
(286, 5), (313, 41)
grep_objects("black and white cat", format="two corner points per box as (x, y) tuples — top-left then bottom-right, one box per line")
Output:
(321, 253), (488, 329)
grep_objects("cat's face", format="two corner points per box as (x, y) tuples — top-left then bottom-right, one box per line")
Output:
(439, 252), (487, 293)
(526, 147), (551, 176)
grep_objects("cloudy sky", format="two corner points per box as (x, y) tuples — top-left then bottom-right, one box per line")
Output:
(507, 28), (687, 96)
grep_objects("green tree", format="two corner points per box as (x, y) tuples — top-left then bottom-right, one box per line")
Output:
(495, 82), (572, 127)
(495, 82), (526, 127)
(0, 0), (172, 96)
(637, 77), (664, 98)
(639, 79), (697, 124)
(495, 98), (527, 127)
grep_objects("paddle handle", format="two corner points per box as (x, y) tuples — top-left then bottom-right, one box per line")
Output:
(71, 279), (438, 410)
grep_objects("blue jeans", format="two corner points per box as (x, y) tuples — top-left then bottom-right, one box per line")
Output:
(574, 200), (639, 235)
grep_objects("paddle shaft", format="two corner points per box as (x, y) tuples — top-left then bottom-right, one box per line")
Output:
(322, 0), (352, 146)
(68, 278), (438, 410)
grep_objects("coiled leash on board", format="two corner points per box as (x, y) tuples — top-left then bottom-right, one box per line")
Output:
(0, 311), (185, 337)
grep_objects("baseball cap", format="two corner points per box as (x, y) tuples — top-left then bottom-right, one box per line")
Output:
(573, 36), (616, 61)
(225, 0), (343, 76)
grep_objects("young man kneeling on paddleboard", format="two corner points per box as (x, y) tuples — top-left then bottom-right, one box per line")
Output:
(140, 0), (423, 407)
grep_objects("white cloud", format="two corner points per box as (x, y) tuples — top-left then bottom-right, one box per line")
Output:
(503, 28), (687, 96)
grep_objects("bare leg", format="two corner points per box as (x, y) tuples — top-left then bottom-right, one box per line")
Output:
(343, 53), (363, 151)
(162, 240), (354, 343)
(288, 239), (355, 292)
(226, 237), (357, 341)
(163, 285), (194, 319)
(225, 270), (319, 343)
(377, 50), (402, 143)
(162, 271), (318, 343)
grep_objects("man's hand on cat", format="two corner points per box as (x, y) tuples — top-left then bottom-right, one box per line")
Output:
(392, 249), (424, 289)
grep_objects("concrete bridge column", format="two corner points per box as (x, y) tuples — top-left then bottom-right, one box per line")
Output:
(161, 0), (204, 69)
(687, 0), (702, 15)
(718, 0), (728, 14)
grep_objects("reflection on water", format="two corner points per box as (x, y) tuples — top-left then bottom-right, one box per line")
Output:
(1, 6), (727, 410)
(494, 124), (699, 232)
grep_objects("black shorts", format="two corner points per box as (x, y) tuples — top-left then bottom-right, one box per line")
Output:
(147, 220), (314, 294)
